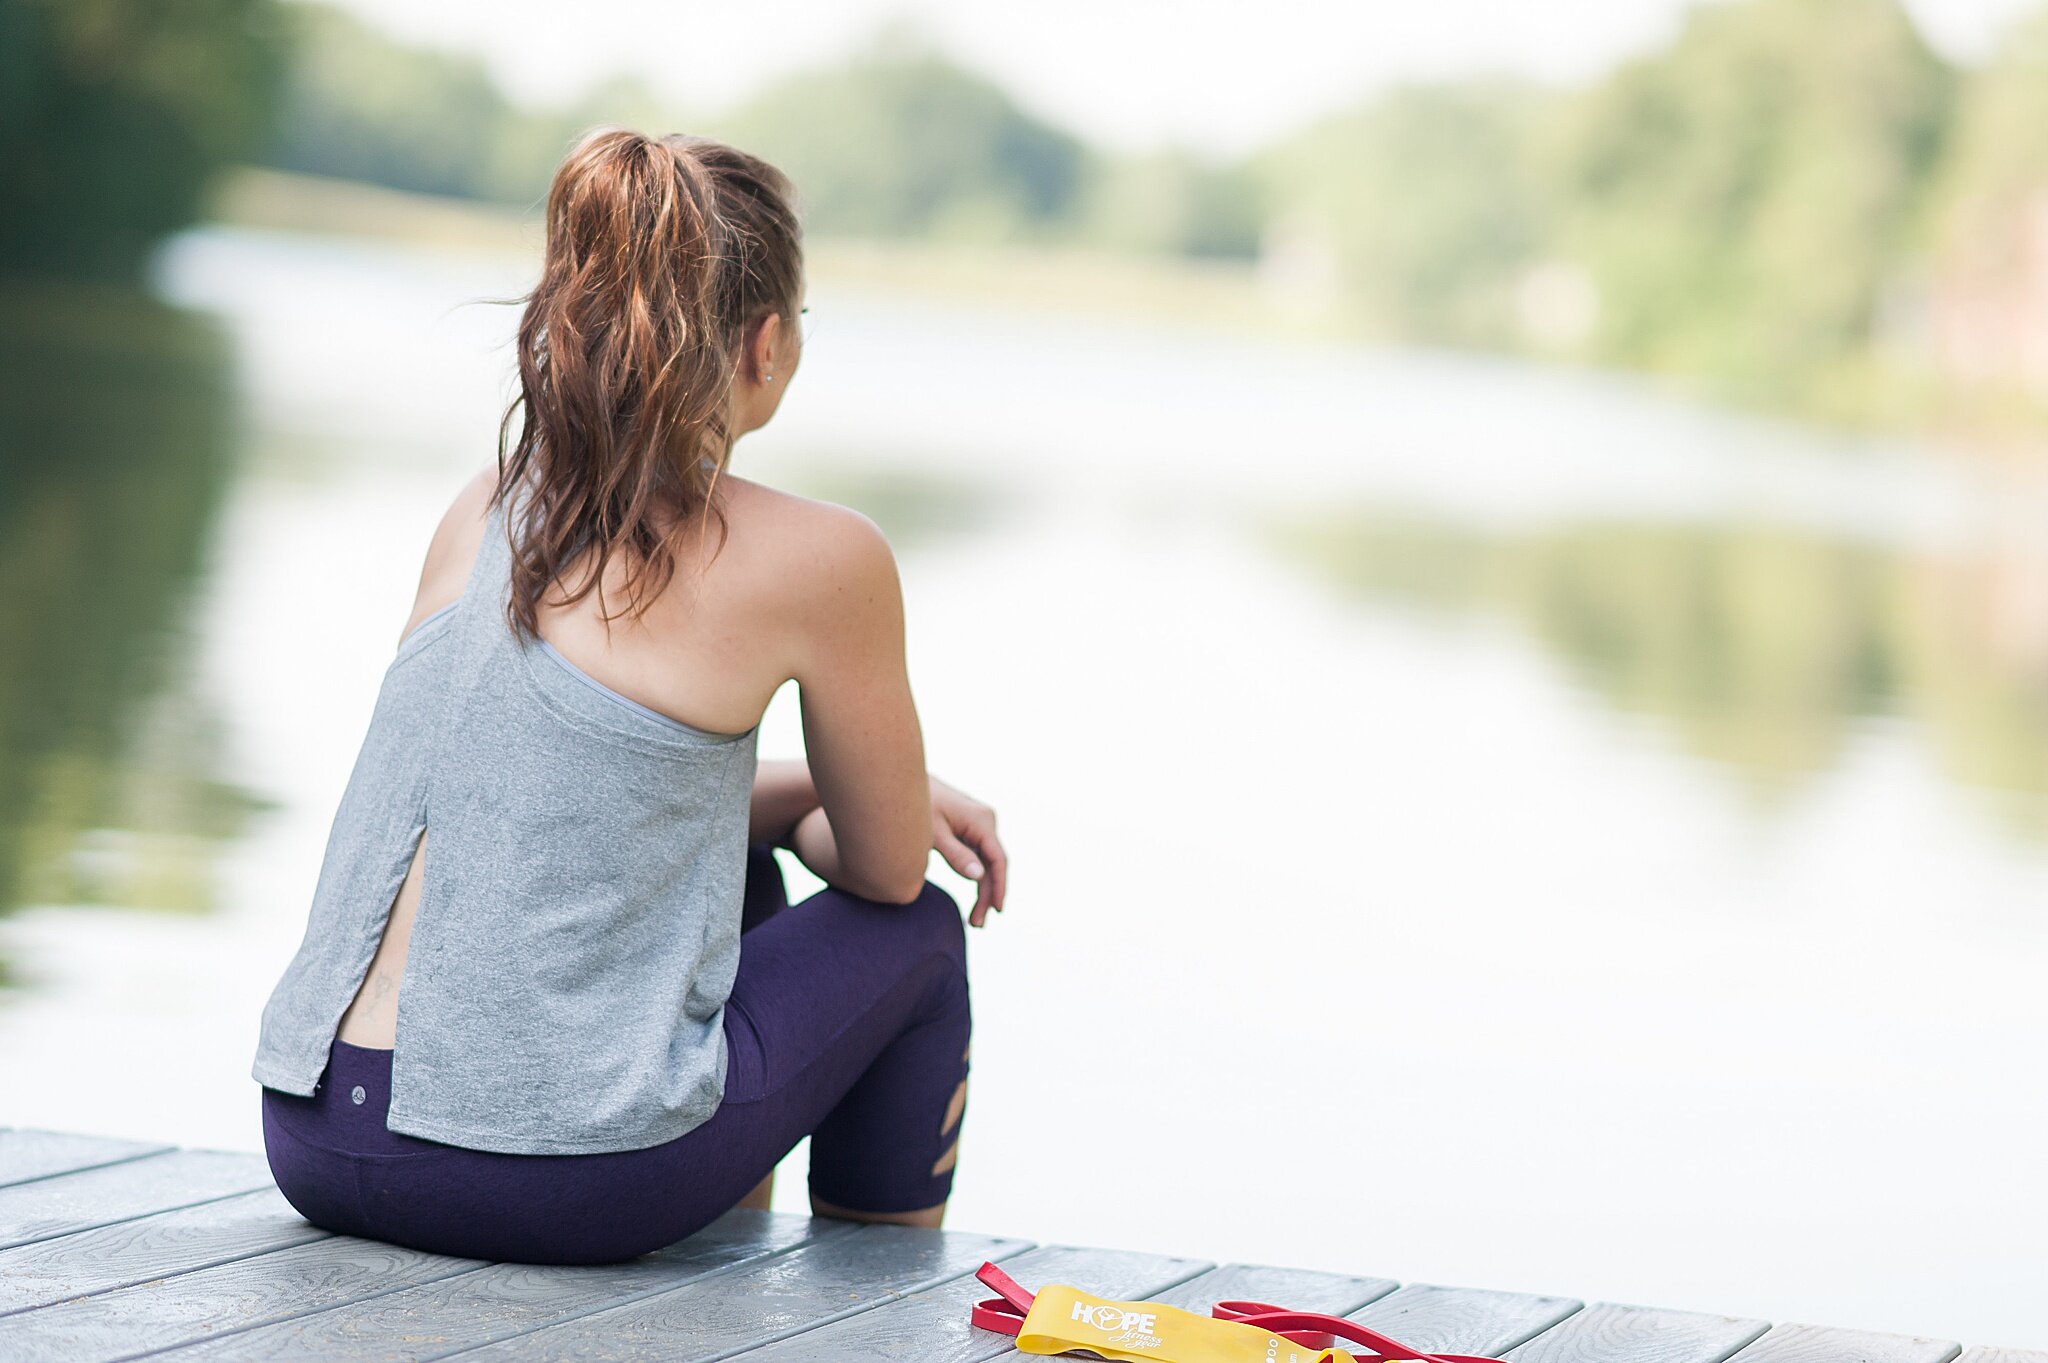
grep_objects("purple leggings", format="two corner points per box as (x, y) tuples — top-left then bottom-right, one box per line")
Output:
(260, 845), (972, 1264)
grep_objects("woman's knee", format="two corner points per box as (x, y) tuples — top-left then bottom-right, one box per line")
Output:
(798, 875), (969, 993)
(911, 881), (971, 1041)
(907, 878), (967, 965)
(836, 876), (965, 950)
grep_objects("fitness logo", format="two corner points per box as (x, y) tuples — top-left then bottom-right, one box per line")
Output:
(1070, 1298), (1163, 1349)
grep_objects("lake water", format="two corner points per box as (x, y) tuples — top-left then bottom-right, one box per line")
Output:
(2, 223), (2045, 1347)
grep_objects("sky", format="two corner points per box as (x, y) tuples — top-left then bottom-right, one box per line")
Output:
(310, 0), (2043, 159)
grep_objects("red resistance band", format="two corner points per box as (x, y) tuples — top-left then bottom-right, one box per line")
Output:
(969, 1261), (1511, 1363)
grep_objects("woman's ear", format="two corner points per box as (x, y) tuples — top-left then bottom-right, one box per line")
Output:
(745, 314), (769, 384)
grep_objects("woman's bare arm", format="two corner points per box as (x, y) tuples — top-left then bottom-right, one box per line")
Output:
(749, 759), (820, 848)
(784, 506), (933, 903)
(784, 804), (856, 892)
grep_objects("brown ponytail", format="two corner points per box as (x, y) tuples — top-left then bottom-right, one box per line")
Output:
(492, 127), (805, 644)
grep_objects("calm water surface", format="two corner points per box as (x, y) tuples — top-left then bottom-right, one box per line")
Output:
(1, 224), (2044, 1347)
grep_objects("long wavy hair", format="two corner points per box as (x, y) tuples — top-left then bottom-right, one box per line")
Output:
(491, 127), (805, 644)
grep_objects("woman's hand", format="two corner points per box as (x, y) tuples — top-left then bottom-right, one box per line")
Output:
(929, 774), (1007, 927)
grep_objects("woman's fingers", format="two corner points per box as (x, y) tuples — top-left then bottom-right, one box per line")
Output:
(954, 830), (996, 926)
(984, 831), (1007, 914)
(934, 824), (996, 927)
(945, 824), (1009, 926)
(928, 781), (1005, 925)
(969, 842), (995, 925)
(962, 823), (1005, 919)
(933, 825), (982, 881)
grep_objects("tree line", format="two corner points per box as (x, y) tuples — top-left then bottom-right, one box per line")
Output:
(7, 0), (2045, 433)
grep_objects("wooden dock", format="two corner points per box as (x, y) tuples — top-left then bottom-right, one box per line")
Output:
(1, 1125), (2037, 1362)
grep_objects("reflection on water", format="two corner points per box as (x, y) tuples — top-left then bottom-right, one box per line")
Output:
(0, 278), (273, 945)
(1268, 507), (2048, 841)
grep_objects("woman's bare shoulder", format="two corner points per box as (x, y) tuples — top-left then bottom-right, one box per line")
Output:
(717, 474), (895, 577)
(405, 466), (893, 627)
(395, 466), (501, 642)
(716, 476), (903, 669)
(423, 466), (888, 577)
(437, 464), (501, 567)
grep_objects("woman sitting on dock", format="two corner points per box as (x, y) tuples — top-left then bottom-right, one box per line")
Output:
(249, 127), (1007, 1266)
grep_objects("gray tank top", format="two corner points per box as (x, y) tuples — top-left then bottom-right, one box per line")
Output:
(251, 482), (761, 1155)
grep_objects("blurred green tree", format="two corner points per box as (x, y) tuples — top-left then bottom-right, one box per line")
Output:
(262, 3), (525, 203)
(1252, 80), (1551, 347)
(0, 0), (287, 281)
(713, 23), (1090, 245)
(1068, 144), (1266, 260)
(1922, 6), (2048, 400)
(1931, 7), (2048, 245)
(1543, 0), (1953, 405)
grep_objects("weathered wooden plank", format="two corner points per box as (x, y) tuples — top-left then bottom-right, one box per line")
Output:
(1052, 1262), (1406, 1363)
(1955, 1350), (2048, 1363)
(1727, 1323), (1960, 1363)
(140, 1210), (857, 1362)
(0, 1235), (484, 1362)
(1141, 1261), (1399, 1316)
(0, 1128), (174, 1188)
(1505, 1302), (1769, 1363)
(0, 1150), (271, 1250)
(1352, 1282), (1583, 1357)
(730, 1242), (1213, 1362)
(0, 1187), (330, 1316)
(440, 1222), (1028, 1362)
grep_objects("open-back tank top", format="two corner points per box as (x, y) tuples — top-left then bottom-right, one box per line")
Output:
(251, 482), (761, 1155)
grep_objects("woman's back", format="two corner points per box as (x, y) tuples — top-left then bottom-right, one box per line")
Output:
(257, 453), (936, 1144)
(324, 464), (924, 1056)
(253, 471), (760, 1153)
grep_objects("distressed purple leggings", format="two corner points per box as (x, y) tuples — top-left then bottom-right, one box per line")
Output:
(260, 845), (972, 1264)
